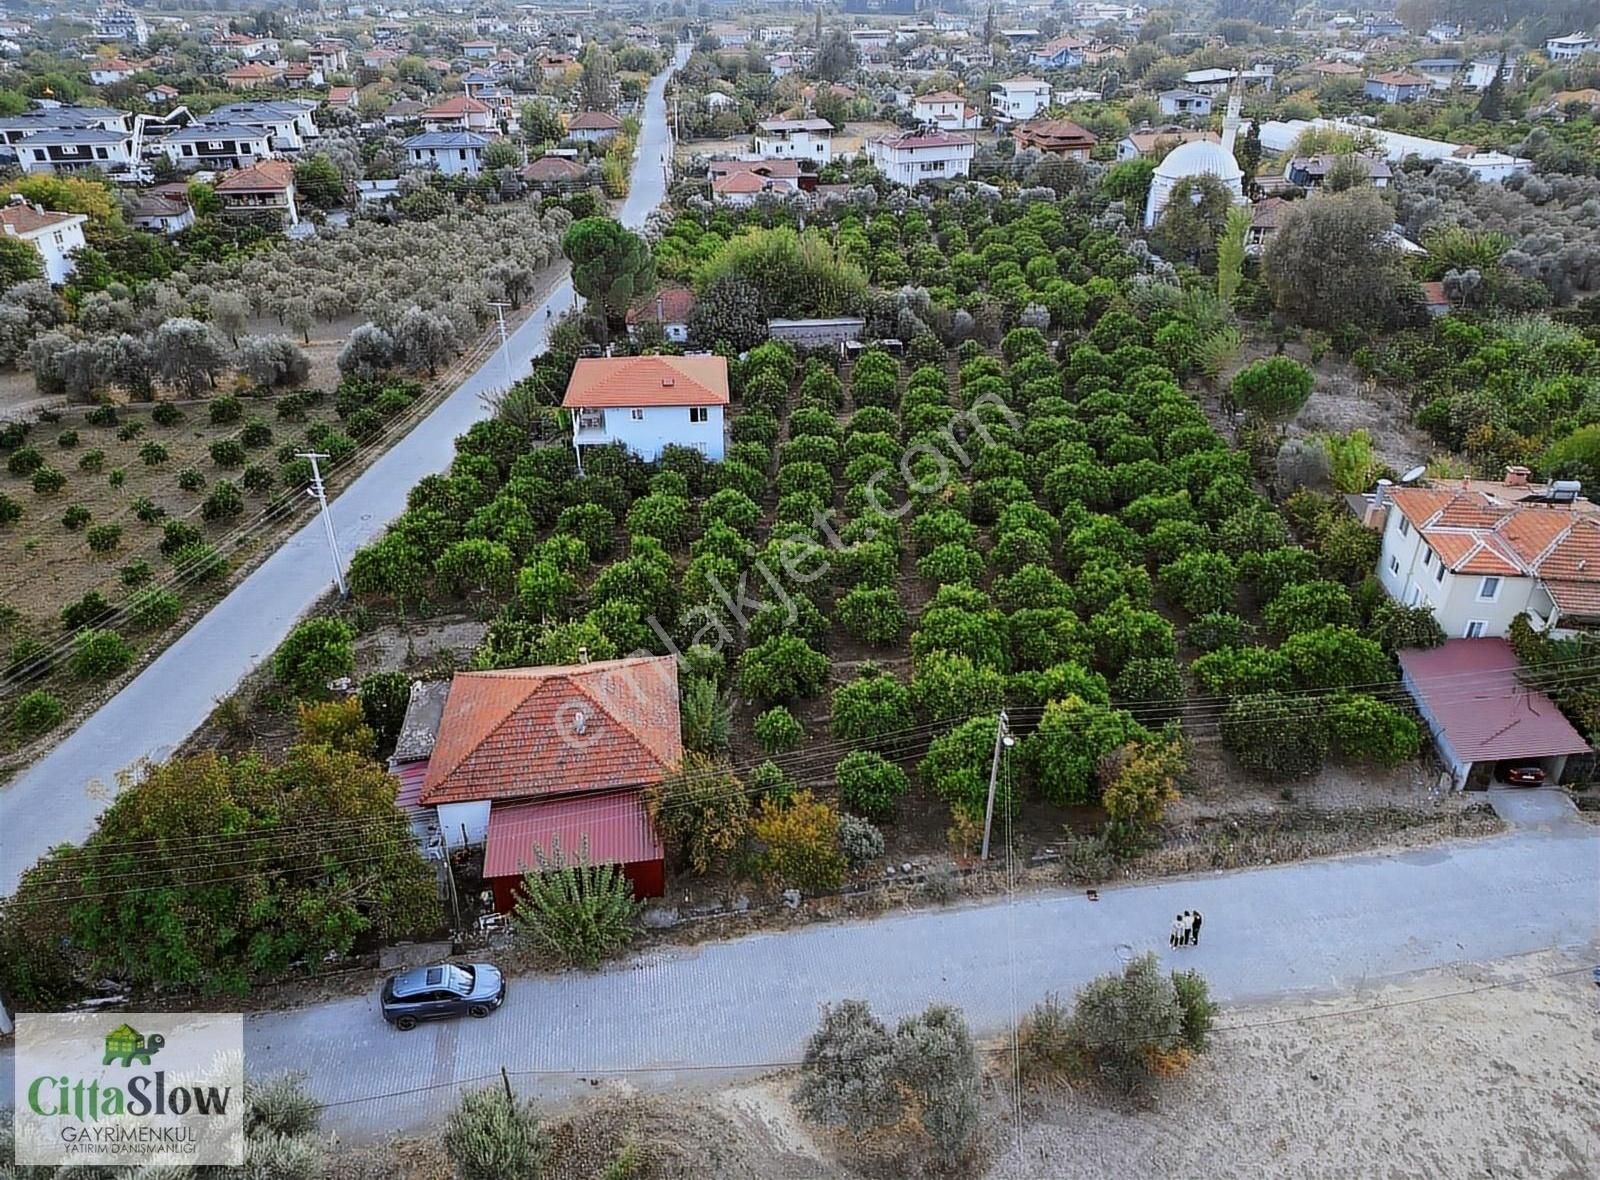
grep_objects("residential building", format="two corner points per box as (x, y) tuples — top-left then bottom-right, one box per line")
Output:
(1012, 118), (1097, 159)
(213, 160), (299, 226)
(711, 170), (781, 206)
(461, 39), (497, 59)
(1285, 153), (1392, 189)
(1245, 195), (1289, 252)
(460, 71), (519, 125)
(159, 123), (275, 170)
(216, 33), (279, 61)
(1257, 119), (1531, 181)
(223, 63), (286, 91)
(94, 7), (149, 46)
(0, 105), (133, 147)
(1427, 22), (1462, 42)
(911, 91), (982, 131)
(382, 99), (427, 125)
(89, 60), (139, 87)
(1364, 71), (1431, 104)
(1410, 58), (1462, 88)
(204, 100), (320, 151)
(403, 130), (490, 176)
(566, 111), (623, 143)
(1029, 35), (1088, 69)
(707, 158), (808, 191)
(1545, 32), (1597, 61)
(143, 84), (180, 105)
(282, 64), (323, 89)
(1365, 475), (1600, 638)
(421, 95), (497, 133)
(520, 154), (587, 190)
(626, 284), (695, 343)
(989, 77), (1053, 122)
(0, 198), (88, 284)
(16, 127), (139, 177)
(325, 86), (359, 111)
(564, 354), (729, 466)
(1465, 57), (1513, 90)
(127, 189), (195, 235)
(866, 129), (975, 185)
(1306, 60), (1363, 80)
(417, 655), (679, 903)
(1181, 67), (1238, 94)
(754, 117), (833, 164)
(1158, 89), (1213, 117)
(1117, 127), (1219, 160)
(538, 54), (577, 78)
(1398, 640), (1590, 789)
(307, 43), (348, 74)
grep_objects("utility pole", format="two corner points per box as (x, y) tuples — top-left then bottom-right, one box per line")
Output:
(980, 711), (1014, 860)
(296, 452), (346, 597)
(488, 299), (513, 386)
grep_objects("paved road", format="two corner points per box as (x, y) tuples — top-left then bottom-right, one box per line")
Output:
(10, 824), (1586, 1139)
(0, 49), (686, 893)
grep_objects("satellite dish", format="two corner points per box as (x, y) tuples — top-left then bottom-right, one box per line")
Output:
(1400, 466), (1426, 484)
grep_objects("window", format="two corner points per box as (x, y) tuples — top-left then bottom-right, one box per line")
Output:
(1477, 576), (1501, 601)
(1422, 547), (1433, 567)
(1406, 585), (1422, 607)
(1388, 555), (1400, 575)
(630, 408), (645, 420)
(1398, 516), (1411, 536)
(1435, 562), (1446, 583)
(1464, 620), (1486, 639)
(689, 406), (709, 423)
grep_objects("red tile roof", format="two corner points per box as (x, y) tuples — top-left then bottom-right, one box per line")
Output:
(213, 160), (295, 193)
(713, 170), (768, 194)
(422, 94), (490, 117)
(420, 656), (682, 806)
(1370, 71), (1431, 86)
(520, 155), (584, 181)
(1013, 118), (1098, 153)
(568, 110), (623, 131)
(562, 355), (729, 408)
(1397, 640), (1590, 762)
(708, 158), (803, 179)
(626, 284), (696, 326)
(1388, 486), (1600, 584)
(0, 204), (83, 235)
(484, 791), (664, 878)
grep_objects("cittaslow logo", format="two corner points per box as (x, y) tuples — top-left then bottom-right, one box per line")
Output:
(14, 1012), (244, 1167)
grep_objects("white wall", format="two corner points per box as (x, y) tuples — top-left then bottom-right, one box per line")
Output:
(436, 800), (490, 849)
(575, 404), (725, 463)
(409, 146), (482, 176)
(24, 220), (86, 285)
(1376, 508), (1541, 637)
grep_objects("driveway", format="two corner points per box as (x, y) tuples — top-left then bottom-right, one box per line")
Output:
(7, 824), (1588, 1140)
(0, 48), (688, 894)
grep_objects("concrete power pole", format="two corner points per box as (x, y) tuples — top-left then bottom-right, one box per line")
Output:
(296, 452), (346, 597)
(980, 710), (1014, 860)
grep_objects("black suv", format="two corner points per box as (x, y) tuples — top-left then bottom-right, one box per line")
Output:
(380, 962), (506, 1030)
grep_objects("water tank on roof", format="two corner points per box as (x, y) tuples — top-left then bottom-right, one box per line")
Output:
(1550, 479), (1583, 501)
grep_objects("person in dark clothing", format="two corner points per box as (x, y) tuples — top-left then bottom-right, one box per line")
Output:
(1190, 910), (1203, 946)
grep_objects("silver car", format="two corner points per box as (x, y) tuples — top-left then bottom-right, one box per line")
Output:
(380, 963), (506, 1030)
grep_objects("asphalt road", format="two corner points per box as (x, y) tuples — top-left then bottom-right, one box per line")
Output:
(0, 49), (686, 893)
(10, 823), (1585, 1140)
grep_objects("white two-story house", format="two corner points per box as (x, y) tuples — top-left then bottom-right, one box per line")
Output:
(867, 129), (975, 186)
(403, 131), (490, 176)
(564, 354), (728, 468)
(0, 198), (88, 284)
(754, 117), (833, 164)
(1545, 32), (1597, 61)
(989, 77), (1053, 123)
(158, 122), (275, 171)
(17, 126), (140, 176)
(911, 91), (982, 131)
(1367, 474), (1600, 638)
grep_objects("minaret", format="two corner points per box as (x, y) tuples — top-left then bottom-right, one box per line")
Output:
(1220, 80), (1243, 156)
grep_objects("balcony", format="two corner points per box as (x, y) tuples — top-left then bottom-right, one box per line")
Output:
(573, 409), (608, 442)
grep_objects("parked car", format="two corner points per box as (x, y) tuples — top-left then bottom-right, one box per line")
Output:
(1500, 764), (1547, 787)
(381, 962), (506, 1030)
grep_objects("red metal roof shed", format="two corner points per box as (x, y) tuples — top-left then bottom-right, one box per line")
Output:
(484, 791), (665, 907)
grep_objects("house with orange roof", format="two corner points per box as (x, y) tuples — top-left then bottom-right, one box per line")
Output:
(1364, 472), (1600, 638)
(213, 159), (299, 226)
(0, 197), (88, 284)
(563, 354), (729, 466)
(223, 62), (284, 91)
(626, 284), (696, 344)
(417, 655), (680, 904)
(420, 94), (496, 133)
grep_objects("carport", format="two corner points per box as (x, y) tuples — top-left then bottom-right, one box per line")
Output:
(1397, 639), (1592, 789)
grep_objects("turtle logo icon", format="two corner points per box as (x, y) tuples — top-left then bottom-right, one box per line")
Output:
(102, 1023), (166, 1067)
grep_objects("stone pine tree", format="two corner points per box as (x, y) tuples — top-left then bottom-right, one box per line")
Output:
(561, 217), (655, 344)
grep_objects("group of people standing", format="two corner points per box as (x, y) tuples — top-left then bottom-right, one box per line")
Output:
(1169, 910), (1204, 948)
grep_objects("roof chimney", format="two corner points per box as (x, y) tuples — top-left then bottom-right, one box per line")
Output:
(6, 193), (23, 206)
(1504, 465), (1530, 487)
(577, 644), (590, 664)
(1363, 478), (1392, 530)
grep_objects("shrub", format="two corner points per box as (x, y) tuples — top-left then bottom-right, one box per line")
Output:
(11, 689), (64, 739)
(917, 542), (984, 586)
(835, 751), (909, 822)
(1367, 600), (1446, 652)
(838, 814), (885, 869)
(170, 542), (227, 582)
(911, 651), (1006, 723)
(1185, 610), (1252, 652)
(1066, 954), (1193, 1098)
(737, 634), (829, 704)
(1157, 550), (1237, 615)
(1100, 737), (1185, 830)
(624, 492), (692, 549)
(85, 405), (118, 427)
(6, 446), (43, 476)
(139, 441), (169, 466)
(56, 429), (78, 449)
(357, 670), (412, 752)
(831, 670), (913, 746)
(1221, 692), (1327, 777)
(1113, 656), (1183, 703)
(201, 480), (245, 521)
(129, 588), (182, 630)
(60, 590), (114, 630)
(1231, 357), (1313, 420)
(242, 463), (274, 494)
(120, 559), (151, 587)
(116, 422), (144, 442)
(510, 846), (642, 969)
(1263, 579), (1356, 638)
(1280, 624), (1391, 690)
(752, 790), (846, 893)
(272, 617), (356, 697)
(61, 504), (90, 530)
(71, 629), (135, 680)
(73, 447), (103, 474)
(1029, 697), (1149, 806)
(159, 518), (202, 556)
(210, 439), (246, 468)
(0, 492), (18, 524)
(680, 674), (730, 754)
(240, 417), (273, 448)
(442, 1087), (544, 1180)
(177, 466), (206, 492)
(152, 402), (183, 426)
(644, 755), (750, 875)
(1325, 692), (1420, 765)
(31, 466), (65, 494)
(208, 394), (244, 425)
(836, 585), (906, 646)
(754, 705), (804, 754)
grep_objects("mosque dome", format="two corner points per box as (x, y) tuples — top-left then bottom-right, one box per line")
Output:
(1154, 139), (1244, 182)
